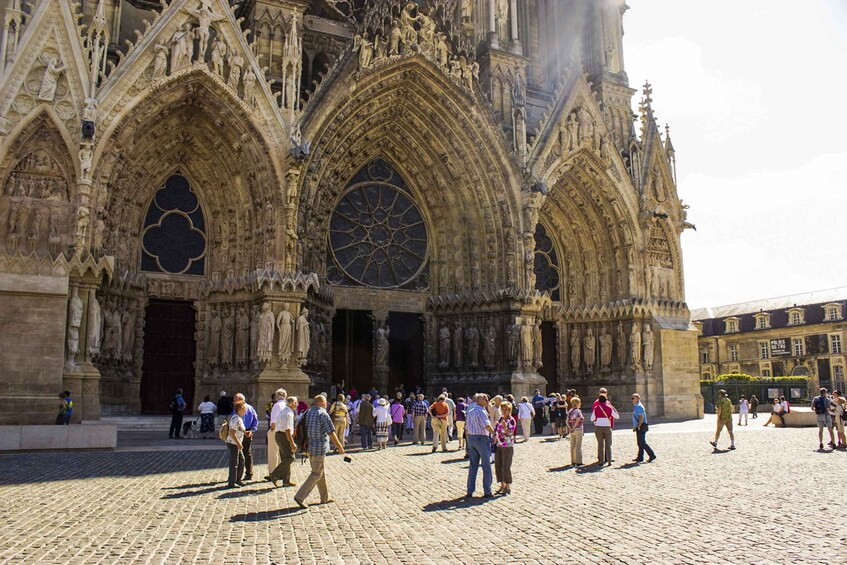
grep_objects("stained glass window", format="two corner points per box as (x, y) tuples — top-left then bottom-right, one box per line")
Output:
(141, 174), (206, 275)
(534, 222), (561, 301)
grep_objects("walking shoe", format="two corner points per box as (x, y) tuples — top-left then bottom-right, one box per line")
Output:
(819, 443), (824, 450)
(431, 446), (436, 453)
(270, 478), (280, 488)
(709, 441), (717, 448)
(647, 456), (656, 462)
(294, 498), (308, 509)
(318, 498), (335, 505)
(244, 475), (252, 481)
(728, 445), (736, 450)
(282, 482), (297, 487)
(483, 493), (494, 498)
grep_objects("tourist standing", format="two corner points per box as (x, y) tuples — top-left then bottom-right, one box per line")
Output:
(374, 397), (392, 450)
(168, 388), (186, 439)
(390, 398), (406, 445)
(517, 396), (535, 442)
(455, 397), (467, 450)
(267, 396), (298, 488)
(405, 393), (415, 435)
(811, 388), (835, 451)
(832, 391), (846, 449)
(567, 397), (584, 466)
(234, 393), (258, 481)
(494, 401), (516, 495)
(738, 395), (749, 426)
(443, 391), (456, 441)
(430, 394), (451, 452)
(531, 389), (546, 435)
(711, 389), (735, 450)
(225, 401), (247, 488)
(197, 395), (217, 439)
(631, 393), (656, 463)
(358, 394), (375, 450)
(750, 395), (759, 419)
(465, 394), (495, 498)
(267, 389), (287, 473)
(293, 395), (346, 509)
(55, 392), (69, 425)
(62, 390), (73, 425)
(329, 394), (349, 450)
(411, 394), (428, 445)
(591, 394), (618, 466)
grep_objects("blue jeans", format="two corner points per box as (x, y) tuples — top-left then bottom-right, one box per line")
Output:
(360, 425), (373, 449)
(635, 426), (655, 461)
(466, 435), (493, 496)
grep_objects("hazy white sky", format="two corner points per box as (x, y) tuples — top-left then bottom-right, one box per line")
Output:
(623, 1), (847, 309)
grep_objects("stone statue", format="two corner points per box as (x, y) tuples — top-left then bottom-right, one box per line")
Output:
(221, 308), (235, 367)
(69, 288), (83, 329)
(452, 321), (463, 368)
(495, 0), (509, 41)
(242, 68), (256, 105)
(87, 296), (101, 356)
(570, 328), (580, 374)
(48, 212), (62, 254)
(227, 50), (244, 90)
(507, 322), (520, 366)
(417, 10), (436, 46)
(185, 0), (225, 57)
(616, 320), (626, 368)
(75, 206), (90, 244)
(483, 324), (496, 370)
(210, 36), (227, 77)
(354, 32), (374, 69)
(438, 322), (450, 370)
(93, 218), (105, 251)
(66, 327), (79, 365)
(564, 112), (578, 152)
(533, 319), (543, 369)
(465, 325), (480, 369)
(578, 106), (594, 144)
(599, 326), (612, 371)
(276, 307), (293, 363)
(435, 33), (449, 67)
(389, 19), (402, 56)
(461, 0), (473, 22)
(171, 23), (195, 71)
(257, 303), (275, 362)
(151, 42), (169, 80)
(249, 305), (260, 361)
(295, 307), (311, 366)
(102, 299), (116, 356)
(37, 53), (66, 101)
(236, 305), (250, 362)
(121, 308), (136, 361)
(642, 324), (655, 371)
(519, 319), (533, 369)
(630, 321), (641, 367)
(583, 328), (596, 374)
(79, 145), (93, 180)
(400, 3), (418, 46)
(374, 34), (387, 61)
(208, 308), (222, 365)
(375, 324), (391, 368)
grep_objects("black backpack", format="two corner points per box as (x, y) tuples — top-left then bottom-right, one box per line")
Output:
(294, 415), (309, 453)
(812, 396), (828, 415)
(168, 398), (177, 412)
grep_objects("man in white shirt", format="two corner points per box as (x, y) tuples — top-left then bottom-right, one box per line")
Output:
(517, 397), (535, 442)
(267, 396), (298, 487)
(442, 389), (456, 441)
(267, 388), (287, 474)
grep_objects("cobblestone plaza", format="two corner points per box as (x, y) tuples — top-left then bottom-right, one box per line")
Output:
(1, 419), (842, 564)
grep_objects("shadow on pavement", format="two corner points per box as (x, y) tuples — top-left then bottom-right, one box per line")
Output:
(575, 463), (606, 474)
(162, 481), (219, 490)
(217, 486), (276, 499)
(547, 465), (572, 472)
(229, 507), (303, 522)
(440, 457), (467, 464)
(161, 484), (230, 499)
(422, 496), (494, 512)
(615, 462), (641, 470)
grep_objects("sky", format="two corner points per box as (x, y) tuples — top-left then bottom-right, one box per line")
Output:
(623, 0), (847, 309)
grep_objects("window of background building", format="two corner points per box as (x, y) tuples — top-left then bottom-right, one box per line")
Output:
(703, 373), (712, 380)
(702, 350), (710, 364)
(759, 341), (769, 360)
(756, 315), (769, 329)
(834, 365), (844, 388)
(727, 320), (738, 333)
(762, 368), (771, 377)
(790, 311), (802, 325)
(729, 344), (738, 362)
(793, 338), (804, 356)
(827, 306), (840, 321)
(831, 334), (842, 354)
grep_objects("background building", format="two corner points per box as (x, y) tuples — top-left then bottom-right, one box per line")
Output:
(0, 0), (700, 423)
(692, 288), (846, 392)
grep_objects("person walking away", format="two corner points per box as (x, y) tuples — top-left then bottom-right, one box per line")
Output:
(390, 398), (406, 445)
(358, 394), (375, 450)
(556, 397), (569, 439)
(168, 388), (187, 439)
(750, 395), (759, 419)
(567, 397), (584, 466)
(631, 393), (656, 463)
(811, 388), (835, 451)
(55, 392), (69, 425)
(197, 395), (217, 439)
(831, 391), (846, 449)
(267, 396), (298, 487)
(444, 392), (456, 441)
(234, 393), (258, 481)
(411, 394), (429, 445)
(531, 390), (546, 435)
(225, 401), (247, 488)
(454, 397), (467, 450)
(738, 395), (749, 426)
(517, 397), (535, 442)
(590, 394), (618, 465)
(494, 401), (516, 495)
(429, 394), (451, 452)
(267, 389), (287, 474)
(465, 394), (495, 498)
(294, 395), (346, 508)
(404, 393), (415, 435)
(374, 397), (392, 450)
(710, 389), (735, 450)
(329, 394), (349, 450)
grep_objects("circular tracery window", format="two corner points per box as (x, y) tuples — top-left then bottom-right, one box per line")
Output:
(328, 183), (428, 289)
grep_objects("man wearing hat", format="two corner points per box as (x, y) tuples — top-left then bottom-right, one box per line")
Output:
(710, 389), (735, 451)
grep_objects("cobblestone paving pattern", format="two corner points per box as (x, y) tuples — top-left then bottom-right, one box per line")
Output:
(0, 420), (843, 564)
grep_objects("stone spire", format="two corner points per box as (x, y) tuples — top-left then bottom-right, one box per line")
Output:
(1, 0), (24, 75)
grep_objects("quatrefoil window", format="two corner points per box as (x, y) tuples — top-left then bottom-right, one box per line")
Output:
(534, 222), (561, 301)
(141, 174), (206, 275)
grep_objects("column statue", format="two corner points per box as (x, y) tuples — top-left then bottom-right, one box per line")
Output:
(236, 305), (250, 363)
(583, 327), (596, 374)
(257, 303), (275, 362)
(533, 319), (543, 369)
(599, 326), (612, 372)
(642, 324), (655, 371)
(438, 322), (450, 370)
(519, 319), (533, 370)
(37, 53), (66, 101)
(276, 306), (293, 363)
(482, 324), (497, 370)
(630, 321), (642, 367)
(570, 328), (580, 374)
(452, 321), (463, 368)
(465, 326), (480, 369)
(507, 322), (520, 367)
(375, 324), (391, 368)
(616, 321), (626, 369)
(87, 295), (101, 356)
(209, 308), (222, 366)
(221, 307), (235, 368)
(295, 307), (311, 366)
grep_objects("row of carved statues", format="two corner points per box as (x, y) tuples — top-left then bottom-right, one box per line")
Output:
(66, 289), (139, 369)
(567, 320), (655, 375)
(437, 317), (541, 373)
(4, 198), (66, 256)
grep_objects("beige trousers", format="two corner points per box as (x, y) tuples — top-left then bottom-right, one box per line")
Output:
(520, 418), (532, 442)
(267, 429), (279, 472)
(569, 429), (583, 465)
(413, 415), (427, 444)
(432, 417), (448, 450)
(294, 455), (328, 503)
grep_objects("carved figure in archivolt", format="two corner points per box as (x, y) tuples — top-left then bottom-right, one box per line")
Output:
(151, 42), (169, 80)
(354, 32), (374, 69)
(375, 324), (391, 368)
(452, 321), (463, 368)
(236, 305), (250, 363)
(87, 295), (101, 356)
(276, 306), (293, 363)
(533, 319), (543, 369)
(584, 328), (596, 374)
(171, 23), (195, 71)
(242, 68), (256, 105)
(295, 308), (311, 366)
(37, 53), (66, 101)
(519, 319), (533, 369)
(483, 324), (496, 370)
(465, 325), (480, 369)
(507, 322), (520, 366)
(208, 308), (222, 365)
(599, 326), (612, 372)
(250, 305), (259, 360)
(257, 303), (275, 362)
(210, 36), (226, 77)
(570, 328), (580, 374)
(642, 324), (655, 371)
(221, 307), (235, 367)
(102, 297), (120, 356)
(228, 49), (244, 90)
(630, 322), (641, 367)
(438, 322), (450, 370)
(66, 288), (83, 364)
(616, 321), (626, 369)
(121, 307), (136, 361)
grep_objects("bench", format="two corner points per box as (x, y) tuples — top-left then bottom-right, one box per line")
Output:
(766, 407), (817, 428)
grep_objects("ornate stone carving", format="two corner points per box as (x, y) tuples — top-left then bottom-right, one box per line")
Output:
(208, 307), (221, 366)
(483, 323), (496, 370)
(452, 320), (463, 368)
(37, 52), (66, 101)
(87, 295), (102, 356)
(438, 322), (450, 370)
(276, 306), (293, 363)
(151, 42), (169, 81)
(295, 307), (310, 366)
(532, 319), (543, 370)
(630, 321), (641, 367)
(185, 0), (225, 58)
(507, 321), (520, 367)
(257, 302), (274, 363)
(221, 306), (234, 368)
(236, 305), (250, 364)
(375, 323), (390, 369)
(465, 325), (479, 369)
(121, 306), (136, 362)
(519, 319), (532, 370)
(171, 23), (195, 72)
(599, 326), (612, 372)
(583, 327), (596, 374)
(642, 324), (655, 371)
(570, 327), (580, 375)
(616, 320), (626, 369)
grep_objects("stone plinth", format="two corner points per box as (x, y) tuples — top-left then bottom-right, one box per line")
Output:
(0, 422), (117, 451)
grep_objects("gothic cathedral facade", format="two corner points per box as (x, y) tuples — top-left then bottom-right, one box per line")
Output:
(0, 0), (701, 423)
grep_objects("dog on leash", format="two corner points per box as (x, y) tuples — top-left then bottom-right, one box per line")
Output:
(181, 420), (198, 439)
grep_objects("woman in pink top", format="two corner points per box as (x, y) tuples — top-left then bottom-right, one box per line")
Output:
(493, 401), (517, 495)
(590, 394), (619, 466)
(390, 398), (406, 445)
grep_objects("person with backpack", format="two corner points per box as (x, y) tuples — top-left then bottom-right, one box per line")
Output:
(293, 395), (346, 509)
(55, 392), (69, 425)
(811, 388), (835, 451)
(224, 401), (247, 488)
(168, 388), (187, 439)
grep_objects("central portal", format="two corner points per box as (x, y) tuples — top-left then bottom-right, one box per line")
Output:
(140, 300), (196, 413)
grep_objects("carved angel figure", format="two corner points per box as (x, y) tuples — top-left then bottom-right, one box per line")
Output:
(37, 53), (66, 101)
(353, 32), (374, 69)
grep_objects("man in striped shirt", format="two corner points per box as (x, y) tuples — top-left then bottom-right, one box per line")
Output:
(465, 393), (495, 498)
(411, 394), (429, 445)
